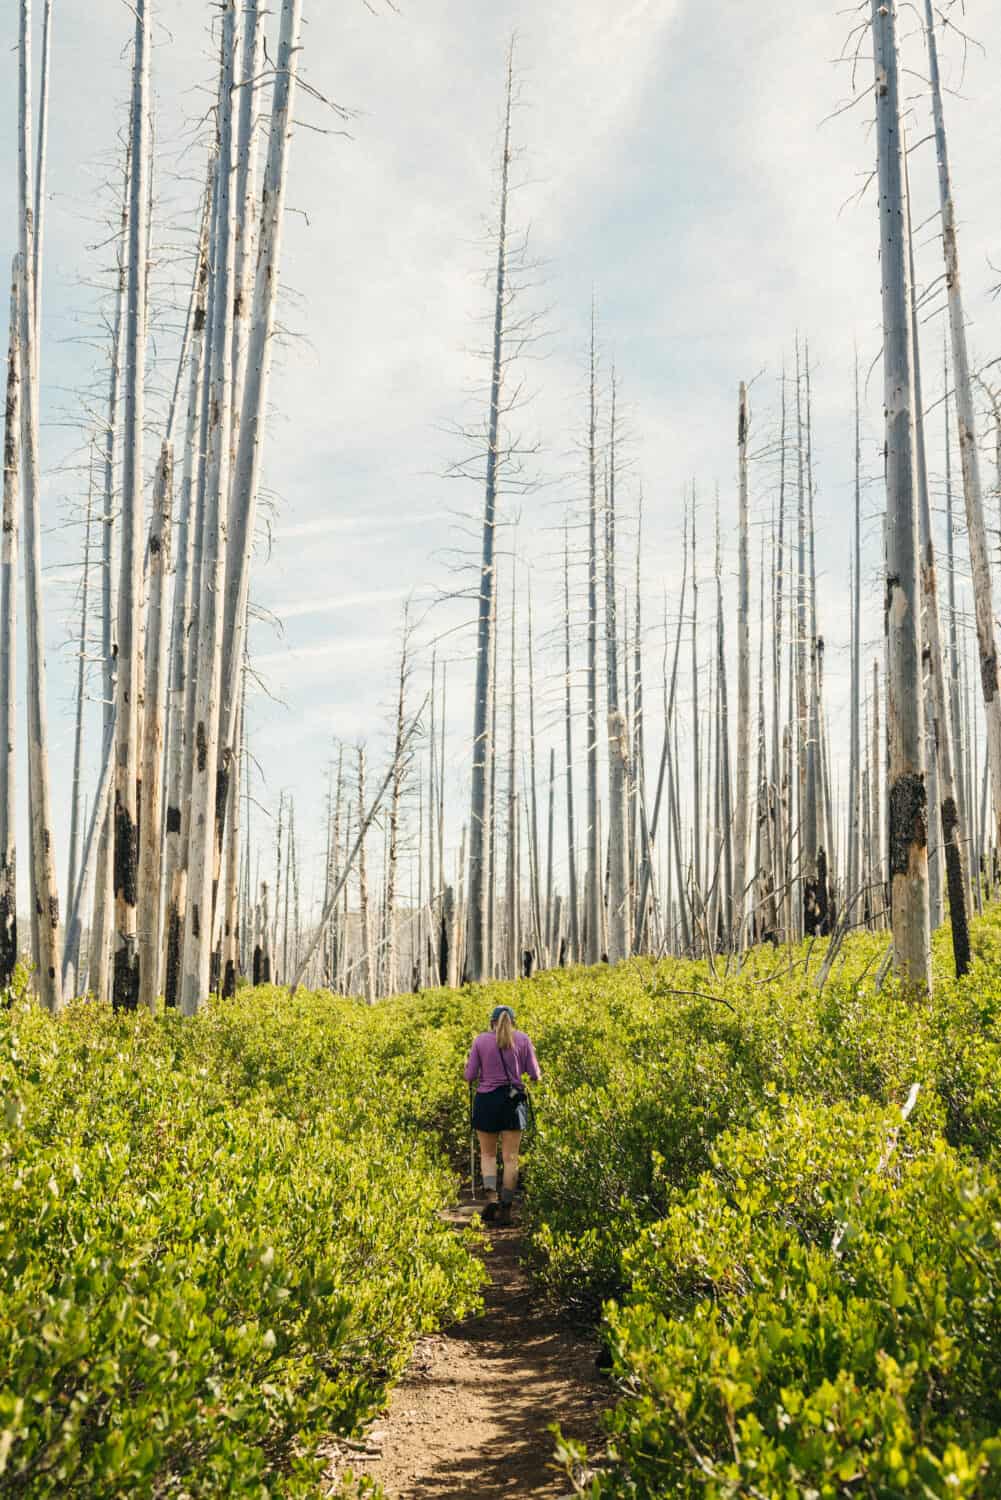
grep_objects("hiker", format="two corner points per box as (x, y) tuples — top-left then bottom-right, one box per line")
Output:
(464, 1004), (541, 1224)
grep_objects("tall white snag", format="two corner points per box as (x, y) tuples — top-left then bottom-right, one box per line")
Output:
(466, 42), (514, 982)
(162, 196), (210, 1003)
(0, 264), (20, 988)
(872, 0), (931, 993)
(733, 383), (751, 944)
(584, 315), (601, 962)
(904, 156), (970, 973)
(846, 358), (863, 915)
(605, 378), (630, 962)
(90, 141), (130, 1001)
(18, 0), (62, 1010)
(180, 2), (239, 1014)
(137, 444), (172, 1009)
(221, 0), (301, 751)
(562, 523), (580, 961)
(65, 466), (94, 993)
(923, 0), (1001, 854)
(111, 0), (151, 1010)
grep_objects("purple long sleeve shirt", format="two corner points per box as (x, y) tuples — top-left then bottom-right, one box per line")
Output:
(464, 1030), (541, 1094)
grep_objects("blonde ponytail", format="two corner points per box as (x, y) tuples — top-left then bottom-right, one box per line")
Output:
(495, 1010), (515, 1052)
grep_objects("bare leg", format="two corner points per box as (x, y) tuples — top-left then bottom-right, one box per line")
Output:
(476, 1130), (499, 1198)
(500, 1129), (522, 1201)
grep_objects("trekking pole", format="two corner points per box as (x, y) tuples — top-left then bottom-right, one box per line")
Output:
(469, 1083), (477, 1201)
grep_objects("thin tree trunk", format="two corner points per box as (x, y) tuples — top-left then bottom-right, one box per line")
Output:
(924, 0), (1001, 855)
(135, 443), (172, 1009)
(18, 2), (62, 1011)
(466, 42), (514, 982)
(220, 0), (300, 767)
(506, 581), (518, 978)
(357, 751), (374, 1003)
(162, 198), (210, 1005)
(872, 658), (884, 924)
(563, 522), (580, 962)
(944, 339), (966, 829)
(734, 383), (751, 945)
(690, 495), (702, 901)
(62, 710), (116, 990)
(545, 745), (555, 963)
(0, 264), (20, 990)
(110, 0), (151, 1011)
(756, 533), (778, 942)
(90, 140), (131, 1003)
(180, 3), (239, 1014)
(873, 0), (931, 993)
(64, 463), (95, 993)
(605, 379), (630, 962)
(259, 880), (271, 982)
(773, 372), (788, 938)
(714, 499), (734, 945)
(583, 310), (602, 964)
(526, 589), (544, 961)
(632, 508), (648, 947)
(487, 609), (499, 976)
(905, 151), (970, 973)
(32, 0), (54, 339)
(385, 610), (411, 997)
(847, 355), (863, 918)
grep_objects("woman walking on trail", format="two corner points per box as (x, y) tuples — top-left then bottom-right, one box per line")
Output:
(464, 1004), (541, 1224)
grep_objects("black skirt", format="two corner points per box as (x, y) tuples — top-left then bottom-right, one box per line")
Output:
(472, 1084), (529, 1133)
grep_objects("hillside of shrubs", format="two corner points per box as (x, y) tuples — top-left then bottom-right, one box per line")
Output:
(2, 911), (1001, 1496)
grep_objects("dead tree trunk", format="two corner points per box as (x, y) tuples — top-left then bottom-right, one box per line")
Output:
(90, 141), (130, 1003)
(180, 3), (239, 1014)
(64, 463), (94, 995)
(905, 154), (970, 973)
(110, 0), (152, 1011)
(563, 522), (580, 962)
(385, 610), (411, 997)
(162, 180), (210, 1007)
(772, 371), (789, 939)
(734, 383), (751, 944)
(605, 379), (630, 962)
(466, 43), (514, 982)
(18, 2), (62, 1010)
(846, 357), (863, 919)
(136, 444), (172, 1009)
(872, 0), (931, 993)
(505, 581), (519, 978)
(924, 0), (1001, 856)
(585, 313), (601, 963)
(357, 751), (374, 1003)
(526, 591), (545, 963)
(0, 264), (20, 990)
(691, 497), (702, 907)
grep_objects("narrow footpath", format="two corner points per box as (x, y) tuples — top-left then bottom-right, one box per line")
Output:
(324, 1198), (608, 1498)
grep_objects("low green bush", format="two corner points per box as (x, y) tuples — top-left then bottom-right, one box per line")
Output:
(0, 995), (484, 1497)
(536, 913), (1001, 1497)
(581, 1100), (1001, 1496)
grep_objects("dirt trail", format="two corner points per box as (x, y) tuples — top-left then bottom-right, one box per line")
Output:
(324, 1199), (608, 1499)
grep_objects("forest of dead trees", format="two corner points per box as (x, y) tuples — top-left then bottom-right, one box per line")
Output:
(3, 0), (1001, 1014)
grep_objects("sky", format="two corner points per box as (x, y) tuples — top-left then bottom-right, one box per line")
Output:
(2, 0), (1001, 925)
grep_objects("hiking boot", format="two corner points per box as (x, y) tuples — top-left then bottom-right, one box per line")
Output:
(481, 1199), (499, 1222)
(495, 1201), (513, 1226)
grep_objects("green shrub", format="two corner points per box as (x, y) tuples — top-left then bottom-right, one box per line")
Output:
(584, 1100), (1001, 1497)
(0, 995), (484, 1497)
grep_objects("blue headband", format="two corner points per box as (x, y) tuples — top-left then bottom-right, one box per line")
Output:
(490, 1005), (515, 1025)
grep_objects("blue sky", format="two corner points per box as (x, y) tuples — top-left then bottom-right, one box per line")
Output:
(2, 0), (1000, 920)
